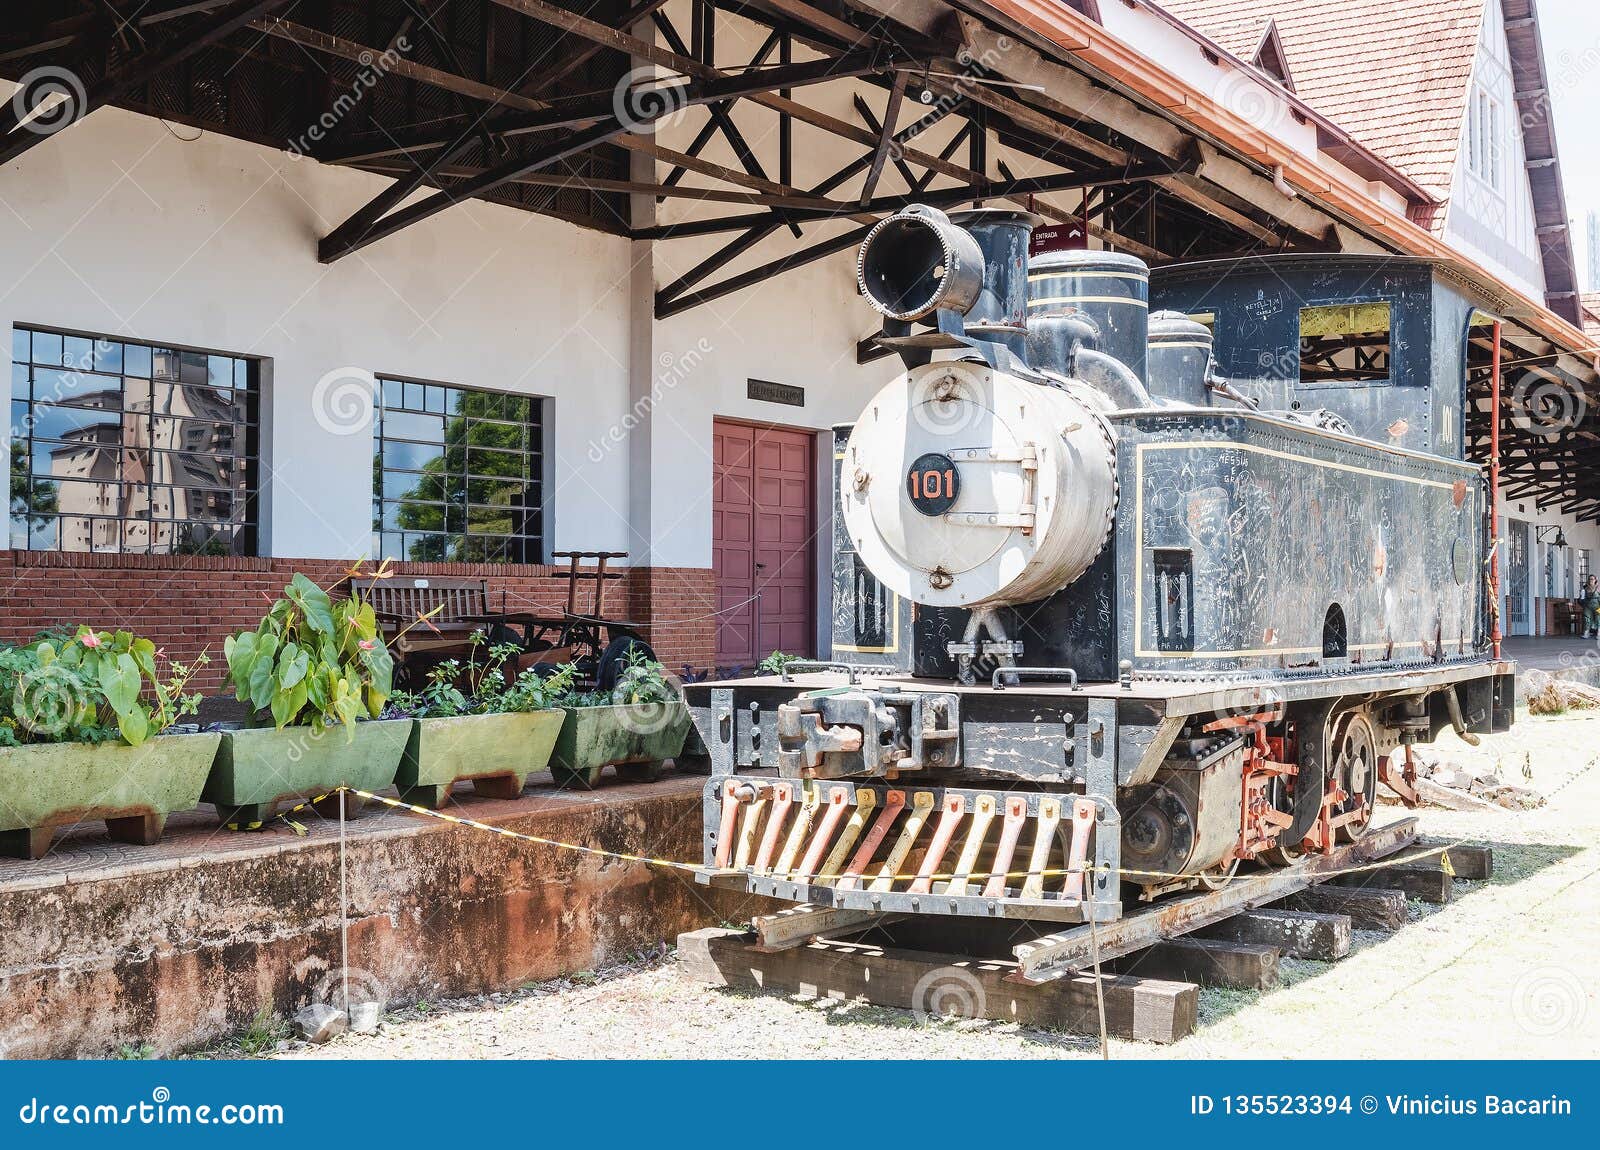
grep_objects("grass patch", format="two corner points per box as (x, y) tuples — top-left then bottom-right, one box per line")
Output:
(236, 1008), (288, 1056)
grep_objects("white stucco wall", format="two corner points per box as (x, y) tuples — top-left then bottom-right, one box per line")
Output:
(0, 91), (636, 561)
(1443, 0), (1547, 299)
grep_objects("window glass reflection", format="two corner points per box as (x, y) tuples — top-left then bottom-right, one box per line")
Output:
(374, 377), (543, 563)
(12, 327), (257, 554)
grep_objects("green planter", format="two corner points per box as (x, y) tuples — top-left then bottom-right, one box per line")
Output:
(548, 701), (691, 789)
(395, 710), (565, 809)
(204, 719), (410, 829)
(0, 732), (223, 859)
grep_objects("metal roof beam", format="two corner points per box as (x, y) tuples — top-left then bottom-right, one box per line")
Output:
(0, 0), (293, 165)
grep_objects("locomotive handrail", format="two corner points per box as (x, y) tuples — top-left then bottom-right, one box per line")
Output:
(779, 661), (867, 685)
(992, 666), (1080, 692)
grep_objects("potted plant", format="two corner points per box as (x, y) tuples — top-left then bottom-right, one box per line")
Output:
(548, 648), (692, 789)
(386, 635), (573, 809)
(0, 627), (214, 859)
(209, 572), (407, 828)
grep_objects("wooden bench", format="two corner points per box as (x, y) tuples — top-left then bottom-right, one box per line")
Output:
(351, 576), (504, 679)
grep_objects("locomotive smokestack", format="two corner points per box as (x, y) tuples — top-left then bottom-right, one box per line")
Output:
(857, 204), (1043, 360)
(857, 205), (984, 321)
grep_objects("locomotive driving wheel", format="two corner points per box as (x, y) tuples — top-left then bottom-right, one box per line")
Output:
(1329, 711), (1378, 842)
(1261, 839), (1303, 867)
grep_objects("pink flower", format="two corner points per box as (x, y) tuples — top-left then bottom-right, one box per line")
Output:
(79, 632), (103, 649)
(358, 639), (376, 651)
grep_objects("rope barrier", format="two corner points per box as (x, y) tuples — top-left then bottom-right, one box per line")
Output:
(268, 784), (1498, 889)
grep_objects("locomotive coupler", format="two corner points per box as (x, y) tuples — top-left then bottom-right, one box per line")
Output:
(946, 606), (1023, 685)
(775, 689), (961, 779)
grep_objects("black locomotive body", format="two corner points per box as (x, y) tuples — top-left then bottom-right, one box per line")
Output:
(686, 207), (1514, 926)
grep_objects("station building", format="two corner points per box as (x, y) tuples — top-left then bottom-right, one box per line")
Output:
(2, 0), (1596, 686)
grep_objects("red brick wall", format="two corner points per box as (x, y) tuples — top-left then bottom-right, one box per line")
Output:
(0, 552), (716, 690)
(624, 566), (717, 675)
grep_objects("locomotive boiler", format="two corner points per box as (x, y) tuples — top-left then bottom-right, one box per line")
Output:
(684, 204), (1514, 925)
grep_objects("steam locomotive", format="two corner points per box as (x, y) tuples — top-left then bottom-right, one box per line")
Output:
(685, 205), (1514, 924)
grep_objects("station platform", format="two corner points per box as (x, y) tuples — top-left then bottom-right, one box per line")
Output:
(0, 770), (757, 1058)
(1501, 636), (1600, 696)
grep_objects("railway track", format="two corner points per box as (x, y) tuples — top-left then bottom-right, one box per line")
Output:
(678, 824), (1493, 1044)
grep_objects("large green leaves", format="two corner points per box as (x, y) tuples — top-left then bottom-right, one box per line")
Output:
(8, 627), (188, 747)
(285, 573), (336, 636)
(97, 652), (141, 715)
(224, 631), (260, 703)
(270, 677), (309, 730)
(277, 642), (311, 691)
(116, 703), (149, 747)
(246, 632), (282, 712)
(223, 574), (395, 732)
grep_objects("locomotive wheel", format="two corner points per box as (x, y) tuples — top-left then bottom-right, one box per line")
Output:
(1198, 859), (1240, 890)
(1261, 842), (1302, 867)
(1261, 840), (1303, 866)
(1330, 711), (1378, 842)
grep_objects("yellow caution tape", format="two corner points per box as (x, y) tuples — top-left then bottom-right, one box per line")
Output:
(269, 785), (1482, 889)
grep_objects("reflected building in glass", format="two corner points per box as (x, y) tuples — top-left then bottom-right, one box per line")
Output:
(11, 330), (257, 555)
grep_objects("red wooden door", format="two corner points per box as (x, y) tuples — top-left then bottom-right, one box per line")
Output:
(713, 420), (815, 667)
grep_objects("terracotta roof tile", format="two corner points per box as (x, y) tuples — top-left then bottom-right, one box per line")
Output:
(1158, 0), (1484, 233)
(1582, 293), (1600, 344)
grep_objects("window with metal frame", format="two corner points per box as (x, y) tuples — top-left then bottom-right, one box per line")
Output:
(1467, 86), (1503, 192)
(9, 326), (258, 555)
(372, 377), (544, 564)
(1506, 519), (1530, 634)
(1298, 302), (1392, 385)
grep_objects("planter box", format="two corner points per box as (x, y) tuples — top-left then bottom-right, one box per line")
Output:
(0, 732), (223, 859)
(548, 701), (691, 789)
(396, 710), (565, 809)
(203, 719), (410, 828)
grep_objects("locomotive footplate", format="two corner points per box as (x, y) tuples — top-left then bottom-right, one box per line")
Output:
(697, 775), (1121, 923)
